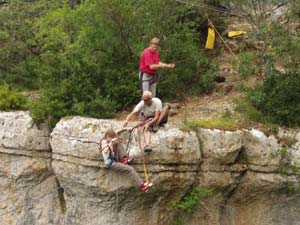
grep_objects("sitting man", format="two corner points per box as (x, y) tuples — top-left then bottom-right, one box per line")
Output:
(123, 90), (170, 152)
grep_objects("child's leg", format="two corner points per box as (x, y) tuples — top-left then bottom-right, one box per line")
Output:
(144, 128), (151, 146)
(111, 162), (143, 187)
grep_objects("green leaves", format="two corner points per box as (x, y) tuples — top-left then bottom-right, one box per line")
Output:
(0, 84), (28, 111)
(168, 187), (213, 225)
(248, 72), (300, 127)
(26, 0), (217, 126)
(1, 0), (219, 125)
(0, 0), (49, 89)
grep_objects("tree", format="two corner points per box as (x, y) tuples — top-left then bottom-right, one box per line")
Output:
(221, 0), (289, 32)
(29, 0), (218, 125)
(0, 0), (49, 89)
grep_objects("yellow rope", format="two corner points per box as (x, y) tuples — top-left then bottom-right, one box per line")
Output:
(143, 163), (149, 183)
(137, 127), (150, 184)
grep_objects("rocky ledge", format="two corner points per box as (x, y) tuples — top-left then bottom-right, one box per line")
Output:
(1, 111), (300, 225)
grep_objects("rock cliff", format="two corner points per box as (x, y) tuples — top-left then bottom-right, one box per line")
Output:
(1, 111), (300, 225)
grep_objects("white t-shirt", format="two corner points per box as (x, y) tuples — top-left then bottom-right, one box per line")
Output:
(101, 139), (114, 167)
(133, 98), (162, 118)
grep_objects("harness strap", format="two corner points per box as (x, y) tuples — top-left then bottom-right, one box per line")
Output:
(139, 72), (159, 85)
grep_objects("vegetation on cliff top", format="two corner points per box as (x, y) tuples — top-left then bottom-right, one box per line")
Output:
(1, 0), (300, 128)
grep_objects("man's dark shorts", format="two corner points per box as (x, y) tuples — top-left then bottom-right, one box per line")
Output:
(144, 103), (171, 132)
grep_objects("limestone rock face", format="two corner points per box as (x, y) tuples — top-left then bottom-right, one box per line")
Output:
(198, 129), (243, 170)
(0, 111), (50, 153)
(0, 112), (60, 225)
(50, 117), (201, 225)
(243, 129), (280, 171)
(1, 112), (300, 225)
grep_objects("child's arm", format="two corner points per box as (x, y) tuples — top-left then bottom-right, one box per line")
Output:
(100, 140), (111, 153)
(100, 140), (114, 167)
(115, 127), (132, 135)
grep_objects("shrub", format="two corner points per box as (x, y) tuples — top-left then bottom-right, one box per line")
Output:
(0, 84), (28, 111)
(248, 72), (300, 127)
(238, 51), (260, 80)
(0, 1), (48, 90)
(167, 187), (213, 225)
(28, 0), (217, 125)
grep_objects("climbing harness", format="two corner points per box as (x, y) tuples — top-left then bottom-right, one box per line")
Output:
(139, 71), (160, 94)
(139, 72), (159, 85)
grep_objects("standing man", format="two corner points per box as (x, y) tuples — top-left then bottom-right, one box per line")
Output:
(139, 37), (175, 97)
(123, 91), (170, 152)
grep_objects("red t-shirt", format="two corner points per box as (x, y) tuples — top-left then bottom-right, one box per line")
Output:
(139, 48), (160, 74)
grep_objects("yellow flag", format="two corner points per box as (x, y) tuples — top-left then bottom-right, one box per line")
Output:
(205, 27), (215, 49)
(228, 31), (247, 38)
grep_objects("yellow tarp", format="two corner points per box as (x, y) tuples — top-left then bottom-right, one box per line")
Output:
(228, 31), (247, 38)
(205, 27), (215, 49)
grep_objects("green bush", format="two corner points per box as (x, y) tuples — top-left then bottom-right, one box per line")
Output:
(0, 84), (28, 111)
(28, 0), (217, 125)
(248, 73), (300, 127)
(167, 187), (213, 225)
(238, 51), (259, 80)
(0, 1), (48, 90)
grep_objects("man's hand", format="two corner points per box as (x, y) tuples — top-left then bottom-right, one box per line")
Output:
(167, 63), (175, 68)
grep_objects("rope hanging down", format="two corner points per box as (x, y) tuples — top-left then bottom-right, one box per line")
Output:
(137, 127), (150, 184)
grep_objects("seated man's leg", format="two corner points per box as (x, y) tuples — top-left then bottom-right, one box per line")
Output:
(143, 126), (152, 152)
(157, 103), (171, 125)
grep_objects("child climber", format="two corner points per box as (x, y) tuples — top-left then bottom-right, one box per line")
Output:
(100, 128), (152, 192)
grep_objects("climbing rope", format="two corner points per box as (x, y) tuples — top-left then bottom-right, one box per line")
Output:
(136, 125), (150, 184)
(125, 127), (136, 158)
(116, 125), (150, 183)
(114, 188), (119, 223)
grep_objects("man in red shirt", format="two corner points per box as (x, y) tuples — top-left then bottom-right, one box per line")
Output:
(139, 37), (175, 97)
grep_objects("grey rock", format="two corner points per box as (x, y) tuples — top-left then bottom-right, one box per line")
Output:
(1, 113), (300, 225)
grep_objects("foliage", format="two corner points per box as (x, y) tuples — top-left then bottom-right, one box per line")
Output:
(237, 51), (260, 80)
(276, 148), (300, 193)
(182, 117), (240, 131)
(0, 84), (28, 111)
(26, 0), (218, 125)
(234, 97), (264, 123)
(235, 22), (300, 81)
(289, 0), (300, 26)
(167, 187), (213, 225)
(220, 0), (290, 32)
(0, 0), (49, 90)
(247, 72), (300, 127)
(232, 21), (300, 128)
(180, 108), (258, 132)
